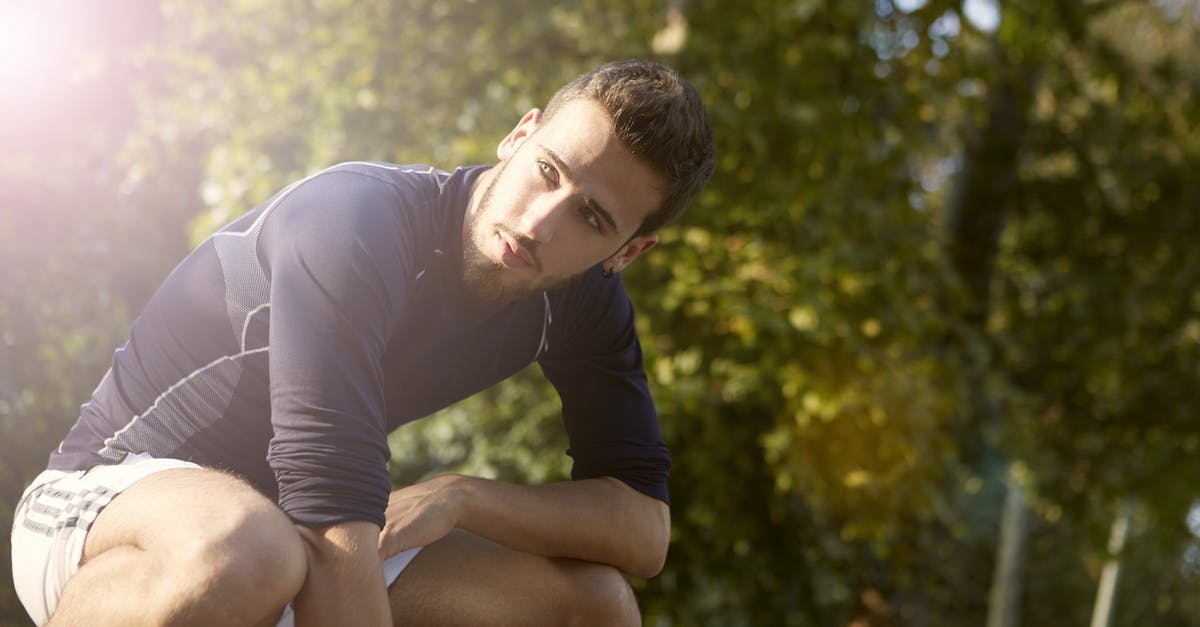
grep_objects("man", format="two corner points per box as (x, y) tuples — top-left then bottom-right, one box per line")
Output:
(11, 59), (714, 626)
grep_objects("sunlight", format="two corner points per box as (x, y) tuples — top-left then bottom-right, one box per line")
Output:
(0, 2), (155, 153)
(963, 0), (1001, 33)
(0, 6), (61, 95)
(893, 0), (929, 13)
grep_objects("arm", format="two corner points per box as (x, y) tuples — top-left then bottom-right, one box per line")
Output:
(458, 475), (670, 578)
(293, 521), (390, 627)
(379, 474), (670, 578)
(258, 170), (416, 617)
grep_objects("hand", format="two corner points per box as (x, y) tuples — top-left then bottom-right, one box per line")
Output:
(293, 521), (392, 626)
(377, 474), (464, 559)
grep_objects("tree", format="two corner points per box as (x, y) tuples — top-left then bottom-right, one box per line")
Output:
(3, 1), (1198, 625)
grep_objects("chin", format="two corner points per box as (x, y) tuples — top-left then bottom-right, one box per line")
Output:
(462, 260), (529, 302)
(462, 265), (583, 303)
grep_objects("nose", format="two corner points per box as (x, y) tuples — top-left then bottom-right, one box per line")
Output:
(517, 195), (569, 243)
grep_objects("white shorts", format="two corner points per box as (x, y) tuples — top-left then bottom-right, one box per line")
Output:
(10, 453), (422, 626)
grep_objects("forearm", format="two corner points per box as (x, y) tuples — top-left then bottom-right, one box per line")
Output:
(293, 520), (391, 627)
(448, 475), (670, 578)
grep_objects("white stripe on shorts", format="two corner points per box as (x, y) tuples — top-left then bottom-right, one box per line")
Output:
(11, 453), (425, 626)
(10, 453), (201, 625)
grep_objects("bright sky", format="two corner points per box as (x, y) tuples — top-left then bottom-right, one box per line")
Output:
(962, 0), (1001, 32)
(892, 0), (1002, 32)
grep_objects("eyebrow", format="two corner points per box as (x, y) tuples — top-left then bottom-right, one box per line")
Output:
(540, 145), (620, 232)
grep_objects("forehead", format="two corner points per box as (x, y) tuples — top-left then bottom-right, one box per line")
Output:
(535, 99), (664, 231)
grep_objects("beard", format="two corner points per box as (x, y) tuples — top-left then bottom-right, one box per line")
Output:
(461, 164), (588, 302)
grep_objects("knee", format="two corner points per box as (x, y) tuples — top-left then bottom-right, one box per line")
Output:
(561, 563), (641, 627)
(176, 486), (307, 609)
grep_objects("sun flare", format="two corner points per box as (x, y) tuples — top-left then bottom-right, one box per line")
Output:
(0, 6), (61, 95)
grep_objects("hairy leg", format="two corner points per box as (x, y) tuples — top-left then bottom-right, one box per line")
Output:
(388, 529), (640, 627)
(48, 468), (306, 627)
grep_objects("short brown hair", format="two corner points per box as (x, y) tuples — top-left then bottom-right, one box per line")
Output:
(543, 59), (715, 235)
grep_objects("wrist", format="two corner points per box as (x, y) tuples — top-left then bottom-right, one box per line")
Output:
(437, 473), (477, 529)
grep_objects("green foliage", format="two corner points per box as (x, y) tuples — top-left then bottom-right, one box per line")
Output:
(2, 0), (1198, 625)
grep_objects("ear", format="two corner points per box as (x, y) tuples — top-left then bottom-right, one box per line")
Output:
(497, 108), (542, 160)
(605, 234), (659, 274)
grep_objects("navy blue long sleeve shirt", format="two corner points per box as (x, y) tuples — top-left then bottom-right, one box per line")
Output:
(47, 162), (670, 528)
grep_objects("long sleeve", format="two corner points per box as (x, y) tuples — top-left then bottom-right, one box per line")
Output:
(538, 269), (670, 505)
(258, 168), (419, 528)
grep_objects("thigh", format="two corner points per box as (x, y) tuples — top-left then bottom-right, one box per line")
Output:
(82, 466), (288, 563)
(388, 529), (640, 627)
(13, 461), (303, 626)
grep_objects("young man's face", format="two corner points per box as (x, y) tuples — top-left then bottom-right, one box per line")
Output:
(462, 98), (664, 302)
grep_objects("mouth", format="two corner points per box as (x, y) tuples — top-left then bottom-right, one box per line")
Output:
(497, 230), (534, 269)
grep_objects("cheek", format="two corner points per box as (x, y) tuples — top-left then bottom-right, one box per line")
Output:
(488, 182), (525, 221)
(543, 241), (601, 273)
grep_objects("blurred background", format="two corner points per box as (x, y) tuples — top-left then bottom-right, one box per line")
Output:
(2, 0), (1198, 625)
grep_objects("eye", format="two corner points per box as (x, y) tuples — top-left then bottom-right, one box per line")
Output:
(536, 159), (558, 184)
(579, 207), (603, 233)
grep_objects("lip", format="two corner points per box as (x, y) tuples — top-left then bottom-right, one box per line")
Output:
(497, 232), (533, 269)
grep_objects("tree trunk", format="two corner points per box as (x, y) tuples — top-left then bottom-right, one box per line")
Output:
(986, 474), (1031, 627)
(944, 49), (1037, 627)
(1089, 501), (1134, 627)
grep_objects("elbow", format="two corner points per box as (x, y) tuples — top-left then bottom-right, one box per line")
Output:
(627, 500), (670, 578)
(632, 541), (668, 579)
(602, 477), (671, 578)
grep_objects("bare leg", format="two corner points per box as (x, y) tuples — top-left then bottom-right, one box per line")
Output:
(48, 468), (306, 627)
(388, 529), (640, 627)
